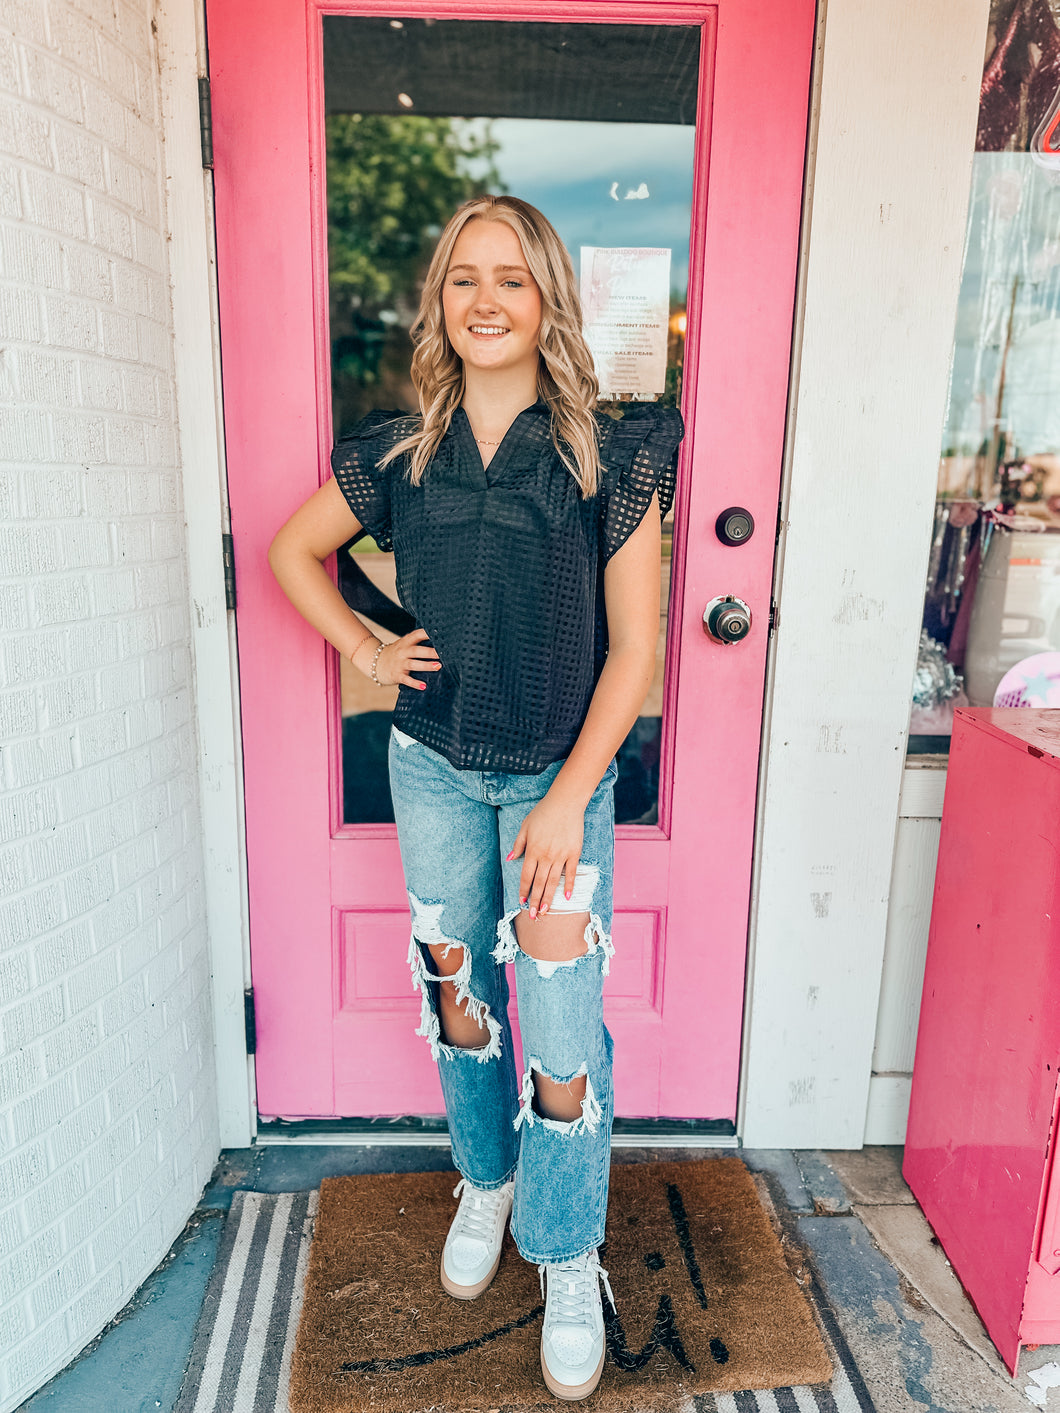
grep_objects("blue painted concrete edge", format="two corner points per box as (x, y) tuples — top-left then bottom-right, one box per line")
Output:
(18, 1215), (224, 1413)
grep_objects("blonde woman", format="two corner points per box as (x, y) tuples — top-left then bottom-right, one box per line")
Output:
(269, 195), (683, 1400)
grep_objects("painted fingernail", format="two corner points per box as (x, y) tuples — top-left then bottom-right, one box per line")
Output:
(540, 904), (548, 915)
(529, 906), (537, 920)
(417, 682), (426, 690)
(565, 890), (572, 900)
(519, 896), (526, 906)
(506, 851), (514, 862)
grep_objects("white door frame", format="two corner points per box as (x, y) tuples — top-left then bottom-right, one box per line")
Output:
(157, 0), (255, 1147)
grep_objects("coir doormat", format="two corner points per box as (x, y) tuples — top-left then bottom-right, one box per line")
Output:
(288, 1159), (832, 1411)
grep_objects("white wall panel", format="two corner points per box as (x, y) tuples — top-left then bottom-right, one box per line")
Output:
(741, 0), (988, 1148)
(873, 813), (943, 1076)
(864, 765), (947, 1143)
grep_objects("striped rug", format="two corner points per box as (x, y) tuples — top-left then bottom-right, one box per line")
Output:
(176, 1188), (874, 1412)
(175, 1191), (317, 1413)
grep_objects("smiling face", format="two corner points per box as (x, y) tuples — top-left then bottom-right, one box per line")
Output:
(441, 217), (543, 382)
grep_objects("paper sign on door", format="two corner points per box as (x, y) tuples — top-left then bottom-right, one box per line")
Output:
(580, 246), (671, 400)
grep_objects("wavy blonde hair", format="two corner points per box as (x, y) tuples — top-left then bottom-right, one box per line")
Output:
(381, 195), (603, 496)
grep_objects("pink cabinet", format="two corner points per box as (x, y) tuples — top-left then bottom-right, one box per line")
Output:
(904, 708), (1060, 1375)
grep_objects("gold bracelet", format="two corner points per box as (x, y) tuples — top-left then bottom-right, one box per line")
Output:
(369, 641), (386, 686)
(349, 635), (376, 669)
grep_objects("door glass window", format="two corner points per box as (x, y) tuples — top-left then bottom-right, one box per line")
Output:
(910, 2), (1060, 753)
(325, 17), (699, 823)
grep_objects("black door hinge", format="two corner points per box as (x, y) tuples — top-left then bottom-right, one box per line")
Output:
(223, 532), (236, 610)
(199, 75), (213, 170)
(244, 988), (257, 1055)
(768, 598), (780, 636)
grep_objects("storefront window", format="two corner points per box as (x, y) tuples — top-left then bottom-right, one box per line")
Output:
(910, 0), (1060, 752)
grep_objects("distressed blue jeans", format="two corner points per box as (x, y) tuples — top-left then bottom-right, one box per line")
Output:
(388, 725), (617, 1265)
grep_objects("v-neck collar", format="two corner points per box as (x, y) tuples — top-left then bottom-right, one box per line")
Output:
(454, 400), (548, 485)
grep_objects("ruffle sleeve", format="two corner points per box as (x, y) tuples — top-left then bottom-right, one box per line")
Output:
(329, 409), (418, 553)
(600, 404), (684, 564)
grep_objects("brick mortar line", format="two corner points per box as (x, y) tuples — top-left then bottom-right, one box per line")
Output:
(0, 152), (167, 219)
(0, 405), (179, 426)
(0, 1145), (209, 1319)
(11, 11), (159, 70)
(0, 306), (178, 334)
(0, 772), (199, 841)
(0, 468), (178, 485)
(0, 239), (170, 267)
(5, 1025), (210, 1118)
(0, 1036), (213, 1176)
(0, 847), (192, 922)
(0, 1071), (210, 1189)
(0, 285), (176, 330)
(6, 33), (165, 122)
(0, 833), (194, 900)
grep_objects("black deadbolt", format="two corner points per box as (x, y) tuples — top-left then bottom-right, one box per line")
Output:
(715, 506), (755, 546)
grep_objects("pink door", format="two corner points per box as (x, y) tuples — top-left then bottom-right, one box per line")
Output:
(208, 0), (814, 1122)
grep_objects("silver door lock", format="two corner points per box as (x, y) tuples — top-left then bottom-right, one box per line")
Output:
(703, 595), (752, 644)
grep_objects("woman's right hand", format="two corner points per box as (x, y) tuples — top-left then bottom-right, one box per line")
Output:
(354, 627), (441, 690)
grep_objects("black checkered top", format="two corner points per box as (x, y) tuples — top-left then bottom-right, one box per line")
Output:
(331, 399), (683, 774)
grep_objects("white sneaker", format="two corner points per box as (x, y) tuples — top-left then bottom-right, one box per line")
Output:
(538, 1249), (615, 1400)
(440, 1177), (515, 1299)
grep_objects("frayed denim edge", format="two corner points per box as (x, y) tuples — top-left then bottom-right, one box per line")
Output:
(492, 909), (614, 977)
(406, 935), (503, 1064)
(512, 1057), (604, 1137)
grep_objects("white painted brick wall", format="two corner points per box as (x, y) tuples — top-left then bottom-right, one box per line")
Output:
(0, 0), (221, 1407)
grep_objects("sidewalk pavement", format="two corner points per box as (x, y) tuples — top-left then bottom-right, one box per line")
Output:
(16, 1144), (1060, 1413)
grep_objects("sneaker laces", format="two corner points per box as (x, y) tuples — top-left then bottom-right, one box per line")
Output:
(538, 1249), (616, 1321)
(449, 1178), (510, 1248)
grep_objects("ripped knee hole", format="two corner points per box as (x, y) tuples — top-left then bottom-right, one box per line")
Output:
(406, 894), (502, 1064)
(514, 1059), (603, 1135)
(515, 910), (591, 968)
(438, 975), (483, 1015)
(534, 1070), (588, 1105)
(493, 908), (615, 976)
